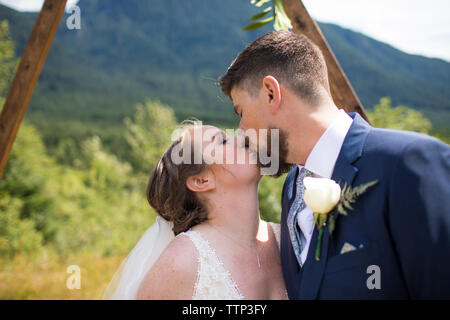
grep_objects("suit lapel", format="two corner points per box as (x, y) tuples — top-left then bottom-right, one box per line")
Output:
(298, 113), (371, 299)
(280, 166), (304, 298)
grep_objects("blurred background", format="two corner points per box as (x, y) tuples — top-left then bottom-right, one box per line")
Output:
(0, 0), (448, 299)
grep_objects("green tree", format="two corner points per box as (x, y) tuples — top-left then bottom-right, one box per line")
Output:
(430, 127), (450, 144)
(0, 193), (43, 258)
(124, 99), (178, 173)
(0, 25), (50, 257)
(80, 135), (132, 193)
(0, 20), (17, 108)
(367, 97), (432, 133)
(0, 122), (55, 255)
(54, 137), (82, 167)
(258, 175), (285, 223)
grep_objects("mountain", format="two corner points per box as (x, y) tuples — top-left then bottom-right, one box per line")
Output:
(320, 23), (450, 125)
(1, 0), (449, 143)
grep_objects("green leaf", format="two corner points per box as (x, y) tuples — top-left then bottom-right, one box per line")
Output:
(353, 180), (379, 197)
(272, 0), (292, 31)
(341, 182), (349, 196)
(249, 6), (272, 21)
(337, 203), (348, 216)
(328, 214), (335, 236)
(343, 198), (354, 211)
(318, 213), (327, 228)
(313, 212), (320, 225)
(251, 0), (271, 7)
(337, 179), (379, 217)
(243, 16), (274, 31)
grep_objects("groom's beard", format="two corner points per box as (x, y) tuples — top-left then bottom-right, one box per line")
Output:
(255, 127), (293, 178)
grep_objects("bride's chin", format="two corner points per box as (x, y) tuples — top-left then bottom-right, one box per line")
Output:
(254, 168), (263, 182)
(241, 167), (262, 185)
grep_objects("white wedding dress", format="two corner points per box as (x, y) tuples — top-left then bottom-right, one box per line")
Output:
(178, 222), (281, 300)
(103, 217), (281, 300)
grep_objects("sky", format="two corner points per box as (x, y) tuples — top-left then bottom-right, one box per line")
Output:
(302, 0), (450, 62)
(0, 0), (449, 62)
(0, 0), (79, 12)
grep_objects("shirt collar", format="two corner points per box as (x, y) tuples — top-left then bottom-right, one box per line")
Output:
(298, 109), (353, 179)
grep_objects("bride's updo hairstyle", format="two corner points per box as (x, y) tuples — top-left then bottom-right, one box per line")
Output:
(146, 122), (209, 235)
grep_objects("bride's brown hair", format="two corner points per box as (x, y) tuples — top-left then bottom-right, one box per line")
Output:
(146, 123), (209, 235)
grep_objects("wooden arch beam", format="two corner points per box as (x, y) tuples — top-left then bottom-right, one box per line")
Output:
(0, 0), (67, 178)
(283, 0), (369, 123)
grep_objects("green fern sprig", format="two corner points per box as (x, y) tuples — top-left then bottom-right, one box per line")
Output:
(337, 180), (379, 216)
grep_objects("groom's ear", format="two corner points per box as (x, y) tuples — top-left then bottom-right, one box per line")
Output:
(186, 170), (215, 193)
(262, 76), (282, 115)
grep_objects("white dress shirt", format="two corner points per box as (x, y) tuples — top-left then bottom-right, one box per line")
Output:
(296, 109), (353, 264)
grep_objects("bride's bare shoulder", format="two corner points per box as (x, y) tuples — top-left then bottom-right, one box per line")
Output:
(137, 233), (198, 299)
(266, 221), (281, 248)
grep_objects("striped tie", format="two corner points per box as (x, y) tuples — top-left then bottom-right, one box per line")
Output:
(287, 167), (313, 267)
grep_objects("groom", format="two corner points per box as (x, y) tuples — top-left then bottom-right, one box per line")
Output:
(219, 31), (450, 299)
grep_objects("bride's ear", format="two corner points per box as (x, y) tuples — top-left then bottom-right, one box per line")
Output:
(186, 170), (215, 193)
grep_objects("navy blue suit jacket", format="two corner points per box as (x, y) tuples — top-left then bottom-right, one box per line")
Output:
(280, 113), (450, 299)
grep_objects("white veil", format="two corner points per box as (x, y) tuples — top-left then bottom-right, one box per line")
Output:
(102, 216), (175, 299)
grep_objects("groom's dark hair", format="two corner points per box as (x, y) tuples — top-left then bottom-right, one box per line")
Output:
(219, 31), (330, 105)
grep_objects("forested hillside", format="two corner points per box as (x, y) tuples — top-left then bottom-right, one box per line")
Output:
(0, 0), (448, 155)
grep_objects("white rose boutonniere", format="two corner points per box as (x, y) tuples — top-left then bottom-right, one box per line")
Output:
(303, 177), (379, 261)
(303, 177), (341, 213)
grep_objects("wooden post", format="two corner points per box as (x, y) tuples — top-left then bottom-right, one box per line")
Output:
(283, 0), (370, 122)
(0, 0), (67, 178)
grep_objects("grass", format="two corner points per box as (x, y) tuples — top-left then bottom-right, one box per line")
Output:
(0, 251), (126, 299)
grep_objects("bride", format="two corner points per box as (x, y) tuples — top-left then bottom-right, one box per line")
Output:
(103, 121), (287, 300)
